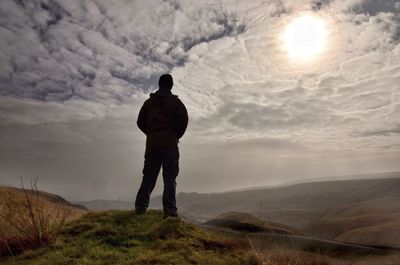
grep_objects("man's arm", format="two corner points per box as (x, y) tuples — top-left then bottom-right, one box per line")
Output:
(175, 99), (188, 139)
(137, 102), (148, 135)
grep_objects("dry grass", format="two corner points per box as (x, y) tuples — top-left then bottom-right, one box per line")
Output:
(243, 234), (342, 265)
(0, 177), (84, 257)
(260, 249), (332, 265)
(243, 235), (399, 265)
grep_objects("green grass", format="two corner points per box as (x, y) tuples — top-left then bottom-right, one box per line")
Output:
(1, 210), (260, 265)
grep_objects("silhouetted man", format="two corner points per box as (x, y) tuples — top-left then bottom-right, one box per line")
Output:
(135, 74), (188, 218)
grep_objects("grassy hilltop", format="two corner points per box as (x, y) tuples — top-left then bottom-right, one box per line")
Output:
(2, 183), (399, 265)
(1, 210), (258, 265)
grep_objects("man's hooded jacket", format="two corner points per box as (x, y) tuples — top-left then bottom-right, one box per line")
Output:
(137, 90), (188, 147)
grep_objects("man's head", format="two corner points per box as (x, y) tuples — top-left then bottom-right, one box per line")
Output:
(158, 74), (173, 90)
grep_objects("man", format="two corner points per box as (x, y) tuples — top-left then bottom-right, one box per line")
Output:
(135, 74), (188, 218)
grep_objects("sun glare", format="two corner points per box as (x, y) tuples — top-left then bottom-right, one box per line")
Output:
(282, 14), (328, 60)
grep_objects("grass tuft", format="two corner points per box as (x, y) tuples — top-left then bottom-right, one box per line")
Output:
(0, 177), (80, 257)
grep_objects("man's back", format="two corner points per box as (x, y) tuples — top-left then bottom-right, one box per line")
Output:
(137, 91), (188, 147)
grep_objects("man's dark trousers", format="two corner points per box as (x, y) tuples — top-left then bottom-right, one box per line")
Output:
(135, 146), (179, 215)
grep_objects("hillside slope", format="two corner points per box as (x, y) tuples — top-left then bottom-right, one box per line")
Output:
(0, 186), (87, 210)
(0, 210), (258, 265)
(306, 197), (400, 247)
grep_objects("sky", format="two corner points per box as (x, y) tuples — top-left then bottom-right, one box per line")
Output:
(0, 0), (399, 201)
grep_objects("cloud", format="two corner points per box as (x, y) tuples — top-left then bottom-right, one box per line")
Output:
(356, 124), (400, 137)
(335, 0), (400, 15)
(175, 0), (400, 144)
(0, 0), (246, 104)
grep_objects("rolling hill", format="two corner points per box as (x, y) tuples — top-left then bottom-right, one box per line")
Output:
(150, 173), (400, 229)
(306, 197), (400, 247)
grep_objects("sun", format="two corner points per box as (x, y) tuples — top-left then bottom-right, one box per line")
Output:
(282, 14), (328, 60)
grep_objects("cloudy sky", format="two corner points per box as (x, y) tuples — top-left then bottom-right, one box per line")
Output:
(0, 0), (399, 201)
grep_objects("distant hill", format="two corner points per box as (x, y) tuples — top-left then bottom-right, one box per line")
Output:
(306, 197), (400, 247)
(0, 186), (87, 211)
(204, 212), (300, 235)
(150, 173), (400, 230)
(74, 199), (133, 211)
